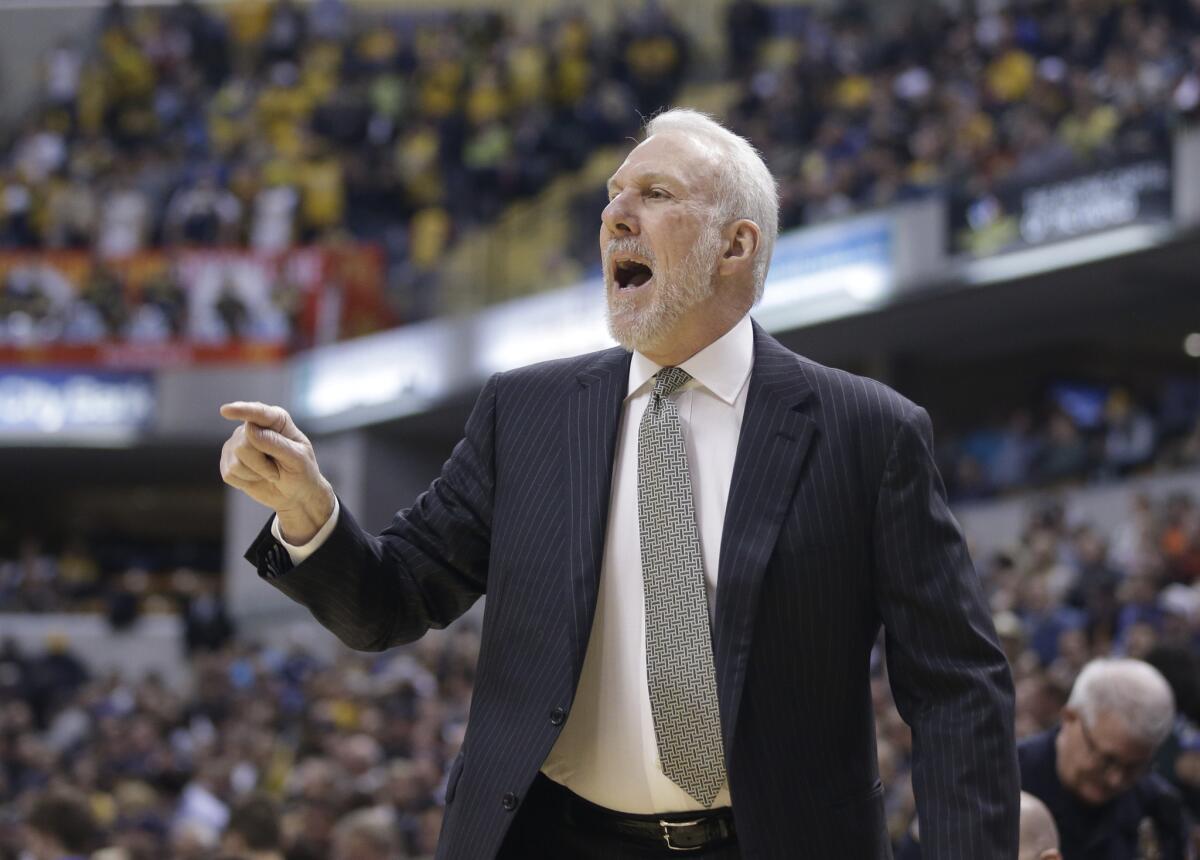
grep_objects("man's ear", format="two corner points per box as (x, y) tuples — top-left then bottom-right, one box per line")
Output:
(718, 218), (761, 276)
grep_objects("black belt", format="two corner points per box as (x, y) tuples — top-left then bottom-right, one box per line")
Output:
(534, 772), (737, 852)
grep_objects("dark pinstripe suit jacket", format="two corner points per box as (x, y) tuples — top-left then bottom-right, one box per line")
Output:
(246, 319), (1020, 859)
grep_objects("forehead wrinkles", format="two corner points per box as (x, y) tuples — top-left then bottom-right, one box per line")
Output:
(614, 133), (723, 194)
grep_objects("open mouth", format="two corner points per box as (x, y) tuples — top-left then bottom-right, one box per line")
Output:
(614, 258), (654, 291)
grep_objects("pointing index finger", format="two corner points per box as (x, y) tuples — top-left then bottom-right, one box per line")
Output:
(220, 401), (286, 430)
(220, 401), (259, 422)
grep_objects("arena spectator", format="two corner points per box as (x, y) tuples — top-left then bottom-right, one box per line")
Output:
(20, 786), (106, 859)
(180, 571), (236, 656)
(218, 793), (283, 860)
(1033, 408), (1092, 485)
(1022, 658), (1190, 857)
(163, 169), (244, 247)
(330, 805), (402, 860)
(96, 165), (151, 259)
(1102, 388), (1158, 478)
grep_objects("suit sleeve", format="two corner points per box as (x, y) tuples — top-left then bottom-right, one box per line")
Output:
(871, 404), (1020, 859)
(243, 373), (498, 652)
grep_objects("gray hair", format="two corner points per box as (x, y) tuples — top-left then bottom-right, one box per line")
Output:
(644, 108), (780, 305)
(332, 806), (402, 858)
(1067, 658), (1176, 748)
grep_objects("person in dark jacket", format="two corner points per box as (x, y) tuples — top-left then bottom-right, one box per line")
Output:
(898, 657), (1194, 859)
(1027, 658), (1191, 858)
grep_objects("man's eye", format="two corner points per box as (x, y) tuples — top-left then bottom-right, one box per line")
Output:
(647, 188), (668, 199)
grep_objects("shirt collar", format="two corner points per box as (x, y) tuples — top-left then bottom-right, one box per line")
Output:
(627, 314), (754, 406)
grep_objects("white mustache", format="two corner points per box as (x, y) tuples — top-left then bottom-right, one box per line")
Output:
(603, 238), (655, 270)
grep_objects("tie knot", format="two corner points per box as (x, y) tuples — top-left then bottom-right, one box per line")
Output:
(652, 367), (692, 400)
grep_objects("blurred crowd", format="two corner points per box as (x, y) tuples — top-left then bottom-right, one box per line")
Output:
(0, 535), (231, 653)
(3, 483), (1199, 857)
(725, 0), (1200, 231)
(6, 0), (1199, 324)
(0, 0), (687, 320)
(0, 625), (479, 860)
(0, 255), (308, 349)
(939, 380), (1200, 502)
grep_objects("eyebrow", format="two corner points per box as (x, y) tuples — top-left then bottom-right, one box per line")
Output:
(605, 171), (686, 196)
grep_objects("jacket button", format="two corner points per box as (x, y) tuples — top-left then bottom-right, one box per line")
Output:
(550, 707), (566, 725)
(501, 792), (518, 811)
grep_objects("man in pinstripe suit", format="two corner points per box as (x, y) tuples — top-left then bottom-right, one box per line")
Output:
(221, 108), (1020, 858)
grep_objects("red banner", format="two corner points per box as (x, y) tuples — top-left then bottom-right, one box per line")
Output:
(0, 246), (392, 368)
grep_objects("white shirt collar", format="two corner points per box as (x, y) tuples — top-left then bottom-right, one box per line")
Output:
(626, 314), (754, 406)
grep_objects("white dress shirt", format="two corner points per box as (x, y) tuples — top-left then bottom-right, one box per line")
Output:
(538, 314), (751, 812)
(273, 313), (754, 814)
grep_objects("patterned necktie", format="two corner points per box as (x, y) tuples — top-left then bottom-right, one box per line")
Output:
(638, 366), (727, 808)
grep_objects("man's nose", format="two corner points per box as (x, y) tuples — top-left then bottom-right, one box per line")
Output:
(601, 194), (638, 236)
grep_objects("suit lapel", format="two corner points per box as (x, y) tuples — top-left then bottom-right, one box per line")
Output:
(713, 320), (817, 763)
(565, 346), (632, 686)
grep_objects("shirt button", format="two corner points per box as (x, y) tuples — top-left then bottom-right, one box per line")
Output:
(549, 707), (566, 725)
(501, 792), (518, 811)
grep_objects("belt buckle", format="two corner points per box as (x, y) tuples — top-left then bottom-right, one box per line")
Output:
(659, 818), (706, 852)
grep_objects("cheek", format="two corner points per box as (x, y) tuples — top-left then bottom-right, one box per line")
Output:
(656, 211), (699, 255)
(1064, 749), (1091, 782)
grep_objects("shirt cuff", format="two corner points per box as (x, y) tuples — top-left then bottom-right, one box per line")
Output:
(271, 496), (340, 566)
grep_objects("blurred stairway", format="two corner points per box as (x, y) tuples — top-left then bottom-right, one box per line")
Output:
(437, 81), (740, 312)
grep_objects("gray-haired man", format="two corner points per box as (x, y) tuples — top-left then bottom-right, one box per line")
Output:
(1020, 658), (1192, 858)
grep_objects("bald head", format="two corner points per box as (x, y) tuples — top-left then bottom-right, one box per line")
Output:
(1019, 792), (1062, 860)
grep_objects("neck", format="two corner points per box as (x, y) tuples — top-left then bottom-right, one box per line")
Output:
(641, 337), (719, 367)
(640, 299), (746, 366)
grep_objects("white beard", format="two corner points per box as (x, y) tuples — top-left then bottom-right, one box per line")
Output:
(603, 222), (724, 353)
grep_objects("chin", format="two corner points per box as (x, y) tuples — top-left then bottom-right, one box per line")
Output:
(605, 299), (664, 352)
